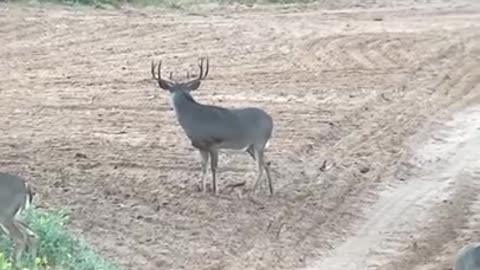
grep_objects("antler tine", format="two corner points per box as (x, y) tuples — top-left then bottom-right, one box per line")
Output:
(151, 60), (158, 80)
(156, 60), (163, 82)
(151, 59), (175, 90)
(203, 57), (209, 79)
(196, 58), (203, 80)
(169, 71), (173, 80)
(196, 57), (209, 80)
(186, 70), (190, 79)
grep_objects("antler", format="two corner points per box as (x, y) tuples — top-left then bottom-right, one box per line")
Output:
(183, 57), (209, 84)
(197, 57), (209, 80)
(151, 57), (209, 90)
(151, 60), (173, 90)
(151, 60), (158, 80)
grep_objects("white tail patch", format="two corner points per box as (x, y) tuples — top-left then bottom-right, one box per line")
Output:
(265, 140), (271, 149)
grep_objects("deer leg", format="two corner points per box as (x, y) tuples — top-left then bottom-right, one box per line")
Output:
(0, 222), (8, 236)
(199, 150), (209, 192)
(252, 150), (265, 193)
(17, 219), (38, 260)
(263, 157), (274, 195)
(210, 150), (219, 195)
(2, 219), (27, 266)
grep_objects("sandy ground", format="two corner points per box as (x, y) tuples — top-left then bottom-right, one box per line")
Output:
(1, 0), (480, 269)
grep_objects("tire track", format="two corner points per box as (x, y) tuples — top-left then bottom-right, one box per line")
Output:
(405, 164), (480, 270)
(306, 106), (480, 270)
(300, 32), (452, 74)
(395, 108), (480, 270)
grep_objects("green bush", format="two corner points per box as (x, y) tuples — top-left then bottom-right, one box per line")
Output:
(0, 208), (119, 270)
(0, 253), (13, 270)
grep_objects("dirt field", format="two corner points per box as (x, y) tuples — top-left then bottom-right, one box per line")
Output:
(1, 0), (480, 269)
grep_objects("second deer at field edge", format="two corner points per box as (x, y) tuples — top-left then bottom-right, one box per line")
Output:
(151, 57), (274, 195)
(0, 172), (38, 266)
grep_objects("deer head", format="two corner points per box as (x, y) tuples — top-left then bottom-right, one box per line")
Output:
(151, 57), (209, 93)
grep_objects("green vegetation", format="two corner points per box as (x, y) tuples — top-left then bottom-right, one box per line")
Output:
(0, 208), (119, 270)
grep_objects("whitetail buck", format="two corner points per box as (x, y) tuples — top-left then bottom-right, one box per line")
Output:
(453, 242), (480, 270)
(151, 57), (274, 195)
(0, 172), (38, 265)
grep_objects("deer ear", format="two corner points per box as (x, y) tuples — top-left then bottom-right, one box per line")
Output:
(185, 80), (201, 91)
(166, 81), (176, 90)
(158, 80), (175, 91)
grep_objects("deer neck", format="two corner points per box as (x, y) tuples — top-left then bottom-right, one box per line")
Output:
(170, 91), (198, 115)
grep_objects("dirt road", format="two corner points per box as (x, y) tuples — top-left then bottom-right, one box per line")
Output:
(0, 0), (479, 269)
(308, 106), (480, 270)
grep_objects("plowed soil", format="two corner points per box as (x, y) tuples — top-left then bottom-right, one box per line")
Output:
(1, 1), (480, 269)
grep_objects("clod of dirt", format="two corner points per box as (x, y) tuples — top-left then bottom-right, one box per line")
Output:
(74, 153), (88, 159)
(359, 166), (370, 174)
(319, 160), (335, 171)
(143, 217), (154, 223)
(225, 181), (246, 189)
(144, 238), (153, 243)
(381, 93), (392, 102)
(53, 181), (63, 188)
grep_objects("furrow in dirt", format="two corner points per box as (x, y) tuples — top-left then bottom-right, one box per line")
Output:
(307, 106), (480, 270)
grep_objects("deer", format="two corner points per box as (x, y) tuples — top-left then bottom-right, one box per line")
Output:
(150, 57), (274, 196)
(453, 242), (480, 270)
(0, 172), (38, 266)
